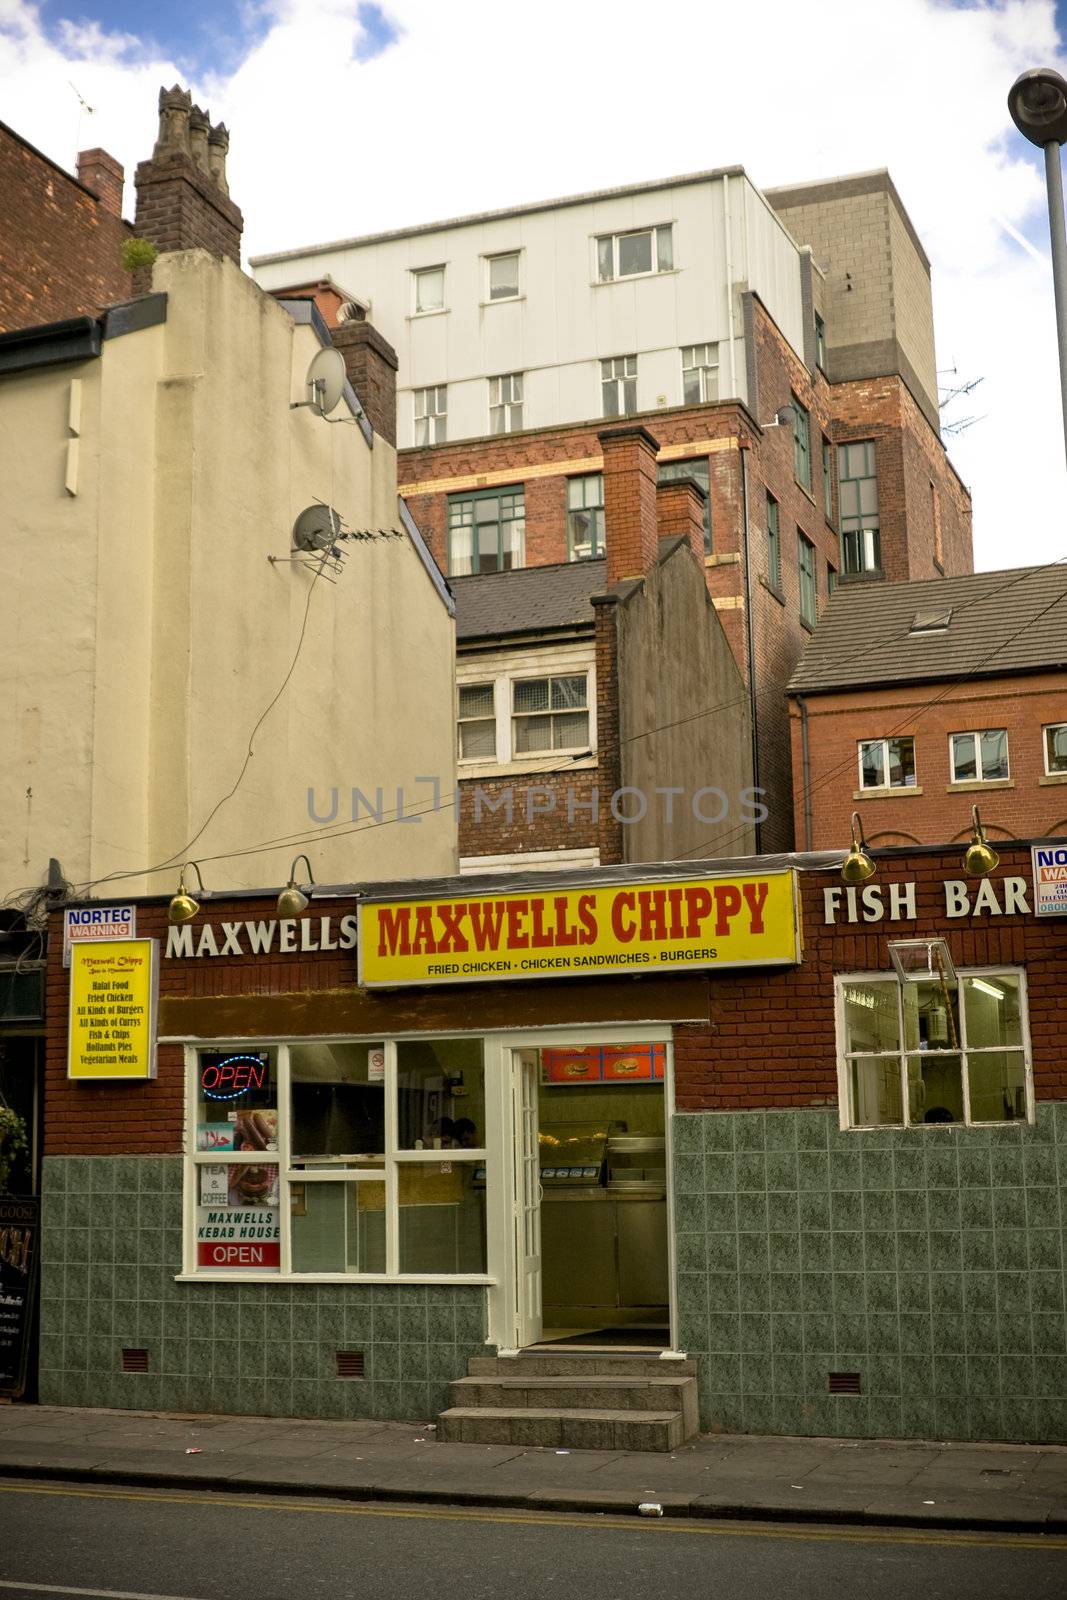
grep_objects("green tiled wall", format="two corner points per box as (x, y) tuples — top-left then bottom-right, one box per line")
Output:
(672, 1103), (1067, 1443)
(39, 1157), (487, 1420)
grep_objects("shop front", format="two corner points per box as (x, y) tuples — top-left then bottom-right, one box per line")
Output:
(37, 842), (1067, 1442)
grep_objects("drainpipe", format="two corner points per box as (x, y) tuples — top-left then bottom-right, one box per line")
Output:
(739, 442), (760, 853)
(722, 174), (738, 398)
(796, 694), (813, 851)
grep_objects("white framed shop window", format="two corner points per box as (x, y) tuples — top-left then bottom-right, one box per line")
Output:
(834, 967), (1033, 1131)
(179, 1037), (495, 1283)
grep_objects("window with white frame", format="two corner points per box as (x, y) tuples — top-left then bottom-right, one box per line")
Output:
(602, 355), (637, 417)
(859, 736), (916, 790)
(513, 675), (589, 754)
(566, 474), (604, 560)
(447, 486), (525, 576)
(413, 266), (445, 314)
(1044, 722), (1067, 775)
(187, 1039), (489, 1278)
(596, 225), (673, 282)
(837, 970), (1031, 1128)
(681, 343), (718, 404)
(950, 729), (1009, 783)
(489, 372), (524, 434)
(414, 385), (447, 446)
(486, 252), (520, 300)
(457, 683), (497, 760)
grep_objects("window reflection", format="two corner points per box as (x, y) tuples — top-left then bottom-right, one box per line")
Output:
(290, 1041), (385, 1162)
(396, 1039), (485, 1150)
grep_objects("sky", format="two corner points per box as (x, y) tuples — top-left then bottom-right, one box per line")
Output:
(2, 0), (1066, 573)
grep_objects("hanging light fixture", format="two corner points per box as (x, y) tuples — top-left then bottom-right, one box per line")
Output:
(840, 811), (876, 884)
(276, 854), (315, 917)
(167, 862), (206, 924)
(963, 805), (999, 877)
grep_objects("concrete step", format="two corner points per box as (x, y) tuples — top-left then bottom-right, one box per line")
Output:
(437, 1405), (685, 1451)
(448, 1375), (699, 1436)
(468, 1354), (697, 1379)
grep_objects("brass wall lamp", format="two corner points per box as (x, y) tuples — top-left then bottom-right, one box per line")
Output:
(277, 854), (315, 916)
(167, 862), (207, 925)
(963, 806), (999, 877)
(840, 811), (876, 884)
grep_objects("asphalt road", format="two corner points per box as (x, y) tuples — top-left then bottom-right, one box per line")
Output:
(0, 1481), (1064, 1600)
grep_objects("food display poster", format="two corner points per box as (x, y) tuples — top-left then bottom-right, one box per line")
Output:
(0, 1197), (39, 1400)
(68, 940), (157, 1080)
(196, 1110), (278, 1154)
(195, 1160), (280, 1270)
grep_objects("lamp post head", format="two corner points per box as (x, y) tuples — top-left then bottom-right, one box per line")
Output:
(1008, 68), (1067, 146)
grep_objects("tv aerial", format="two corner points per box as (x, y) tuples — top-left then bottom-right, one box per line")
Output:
(291, 346), (346, 417)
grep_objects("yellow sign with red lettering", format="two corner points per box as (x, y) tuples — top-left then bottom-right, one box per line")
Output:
(358, 871), (799, 987)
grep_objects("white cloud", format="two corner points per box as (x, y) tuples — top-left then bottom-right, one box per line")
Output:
(2, 0), (1065, 570)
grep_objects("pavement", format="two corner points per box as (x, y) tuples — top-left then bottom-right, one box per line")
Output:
(0, 1404), (1064, 1532)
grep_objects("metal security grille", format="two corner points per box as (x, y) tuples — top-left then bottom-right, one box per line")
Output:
(828, 1371), (861, 1395)
(336, 1350), (366, 1379)
(121, 1348), (149, 1373)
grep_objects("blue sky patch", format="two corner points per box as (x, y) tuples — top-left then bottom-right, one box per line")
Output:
(354, 3), (401, 62)
(38, 0), (272, 74)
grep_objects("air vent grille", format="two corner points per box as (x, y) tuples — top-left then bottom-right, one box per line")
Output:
(121, 1348), (149, 1373)
(828, 1371), (861, 1394)
(336, 1350), (365, 1379)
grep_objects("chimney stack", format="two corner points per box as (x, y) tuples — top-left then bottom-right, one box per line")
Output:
(330, 317), (399, 446)
(76, 148), (124, 218)
(656, 476), (707, 567)
(599, 425), (661, 587)
(133, 84), (243, 275)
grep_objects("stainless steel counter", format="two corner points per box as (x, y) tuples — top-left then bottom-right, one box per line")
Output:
(540, 1189), (668, 1310)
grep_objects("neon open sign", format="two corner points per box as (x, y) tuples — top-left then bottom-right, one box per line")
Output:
(200, 1054), (267, 1101)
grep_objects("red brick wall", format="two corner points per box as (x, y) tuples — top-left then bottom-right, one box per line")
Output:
(458, 770), (601, 858)
(44, 844), (1065, 1154)
(789, 672), (1067, 850)
(674, 843), (1066, 1108)
(0, 122), (131, 332)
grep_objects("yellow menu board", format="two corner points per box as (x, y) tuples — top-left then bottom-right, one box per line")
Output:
(68, 939), (158, 1080)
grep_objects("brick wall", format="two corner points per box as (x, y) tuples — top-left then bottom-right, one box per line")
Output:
(789, 672), (1067, 849)
(0, 122), (131, 332)
(331, 318), (398, 446)
(674, 843), (1067, 1110)
(458, 770), (601, 858)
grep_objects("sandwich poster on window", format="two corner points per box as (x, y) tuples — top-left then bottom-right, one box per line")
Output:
(196, 1163), (280, 1269)
(67, 940), (158, 1079)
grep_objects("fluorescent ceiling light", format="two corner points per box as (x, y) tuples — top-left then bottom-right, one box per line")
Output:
(970, 978), (1005, 999)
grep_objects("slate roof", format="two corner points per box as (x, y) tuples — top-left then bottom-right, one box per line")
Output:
(787, 564), (1067, 694)
(453, 559), (606, 643)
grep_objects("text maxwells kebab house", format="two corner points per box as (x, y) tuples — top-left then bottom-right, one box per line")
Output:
(370, 880), (776, 962)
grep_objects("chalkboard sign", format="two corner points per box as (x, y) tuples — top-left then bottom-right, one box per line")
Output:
(0, 1197), (38, 1401)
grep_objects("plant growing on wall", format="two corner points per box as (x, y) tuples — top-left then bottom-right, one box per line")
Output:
(121, 237), (158, 275)
(0, 1099), (28, 1195)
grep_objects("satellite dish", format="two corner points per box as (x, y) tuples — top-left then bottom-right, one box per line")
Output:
(292, 504), (342, 552)
(304, 347), (346, 416)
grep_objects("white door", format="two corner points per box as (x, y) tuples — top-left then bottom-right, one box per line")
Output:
(513, 1049), (542, 1348)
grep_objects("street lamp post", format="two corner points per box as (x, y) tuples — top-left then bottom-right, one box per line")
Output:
(1008, 68), (1067, 469)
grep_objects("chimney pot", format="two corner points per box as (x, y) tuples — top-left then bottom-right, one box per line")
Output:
(207, 122), (229, 193)
(189, 105), (211, 174)
(154, 84), (192, 159)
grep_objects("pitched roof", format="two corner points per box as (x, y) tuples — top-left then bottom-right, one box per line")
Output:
(787, 564), (1067, 695)
(453, 559), (605, 642)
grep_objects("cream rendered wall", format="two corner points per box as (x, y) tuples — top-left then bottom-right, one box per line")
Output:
(253, 172), (809, 447)
(0, 251), (456, 903)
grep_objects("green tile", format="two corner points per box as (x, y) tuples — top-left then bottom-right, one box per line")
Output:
(934, 1396), (968, 1439)
(963, 1273), (996, 1312)
(1023, 1145), (1056, 1188)
(735, 1113), (766, 1151)
(960, 1187), (993, 1230)
(677, 1272), (708, 1320)
(679, 1232), (708, 1273)
(770, 1272), (803, 1312)
(738, 1313), (770, 1353)
(957, 1146), (991, 1187)
(925, 1146), (959, 1189)
(929, 1231), (963, 1272)
(137, 1160), (164, 1192)
(962, 1230), (995, 1271)
(992, 1188), (1026, 1230)
(865, 1231), (897, 1271)
(931, 1274), (963, 1314)
(932, 1312), (966, 1353)
(896, 1232), (929, 1273)
(799, 1190), (831, 1232)
(674, 1190), (706, 1234)
(901, 1396), (937, 1437)
(737, 1192), (768, 1233)
(765, 1152), (798, 1193)
(769, 1233), (800, 1272)
(994, 1229), (1027, 1272)
(964, 1308), (996, 1354)
(800, 1232), (832, 1273)
(899, 1312), (933, 1353)
(1032, 1353), (1067, 1396)
(772, 1351), (804, 1391)
(707, 1192), (738, 1232)
(893, 1148), (925, 1188)
(865, 1272), (898, 1313)
(673, 1153), (703, 1195)
(795, 1112), (830, 1151)
(703, 1153), (736, 1194)
(764, 1113), (797, 1152)
(861, 1152), (893, 1191)
(831, 1232), (864, 1273)
(738, 1271), (769, 1311)
(867, 1314), (901, 1353)
(867, 1396), (904, 1436)
(1030, 1272), (1066, 1314)
(741, 1353), (773, 1393)
(768, 1191), (799, 1232)
(708, 1271), (740, 1309)
(894, 1190), (927, 1232)
(702, 1115), (736, 1152)
(866, 1351), (901, 1394)
(997, 1312), (1033, 1353)
(735, 1152), (766, 1191)
(770, 1311), (804, 1352)
(706, 1311), (741, 1352)
(990, 1147), (1024, 1189)
(828, 1151), (862, 1191)
(1024, 1187), (1061, 1229)
(797, 1151), (829, 1192)
(830, 1190), (863, 1231)
(672, 1114), (702, 1154)
(898, 1272), (931, 1312)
